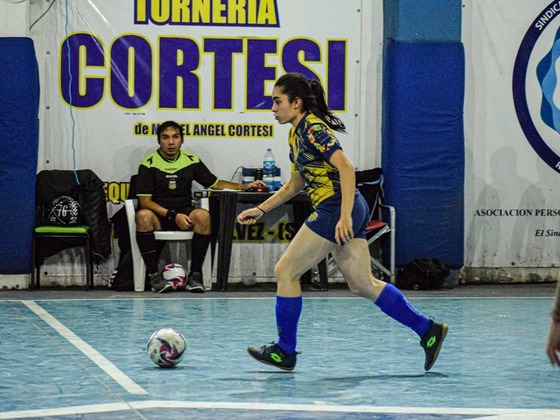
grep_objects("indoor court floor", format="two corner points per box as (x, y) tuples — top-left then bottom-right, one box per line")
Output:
(0, 283), (559, 419)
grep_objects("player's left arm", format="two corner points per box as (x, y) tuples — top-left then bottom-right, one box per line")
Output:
(329, 150), (356, 245)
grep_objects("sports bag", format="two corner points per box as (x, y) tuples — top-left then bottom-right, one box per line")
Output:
(396, 259), (450, 290)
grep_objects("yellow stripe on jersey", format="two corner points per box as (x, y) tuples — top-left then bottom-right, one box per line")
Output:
(140, 149), (201, 174)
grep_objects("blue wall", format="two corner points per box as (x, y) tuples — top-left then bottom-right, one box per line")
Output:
(381, 1), (465, 268)
(0, 37), (39, 274)
(384, 0), (462, 42)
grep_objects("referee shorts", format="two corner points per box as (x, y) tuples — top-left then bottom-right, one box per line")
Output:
(157, 206), (196, 230)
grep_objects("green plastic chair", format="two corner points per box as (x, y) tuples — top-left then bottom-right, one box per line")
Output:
(31, 224), (94, 290)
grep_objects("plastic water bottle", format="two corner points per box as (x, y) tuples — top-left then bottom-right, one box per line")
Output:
(273, 167), (282, 191)
(263, 148), (276, 189)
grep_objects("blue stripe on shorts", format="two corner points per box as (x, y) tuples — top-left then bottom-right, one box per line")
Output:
(304, 190), (369, 243)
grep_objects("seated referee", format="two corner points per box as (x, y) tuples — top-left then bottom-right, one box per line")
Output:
(134, 120), (266, 293)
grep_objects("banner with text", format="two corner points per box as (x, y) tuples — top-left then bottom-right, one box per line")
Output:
(464, 0), (560, 268)
(30, 0), (363, 211)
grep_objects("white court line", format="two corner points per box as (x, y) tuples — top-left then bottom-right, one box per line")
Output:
(1, 295), (552, 303)
(0, 401), (559, 419)
(22, 301), (147, 395)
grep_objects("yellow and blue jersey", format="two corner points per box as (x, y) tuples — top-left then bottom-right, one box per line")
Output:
(289, 112), (343, 208)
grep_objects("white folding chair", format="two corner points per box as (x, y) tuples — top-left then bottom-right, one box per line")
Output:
(125, 197), (212, 292)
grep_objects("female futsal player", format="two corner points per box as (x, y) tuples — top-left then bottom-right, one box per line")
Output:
(237, 73), (447, 371)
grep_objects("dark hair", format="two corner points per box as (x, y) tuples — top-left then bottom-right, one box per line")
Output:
(274, 73), (346, 133)
(157, 120), (184, 142)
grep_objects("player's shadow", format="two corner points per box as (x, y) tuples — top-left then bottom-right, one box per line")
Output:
(224, 371), (448, 399)
(233, 372), (447, 379)
(313, 372), (449, 382)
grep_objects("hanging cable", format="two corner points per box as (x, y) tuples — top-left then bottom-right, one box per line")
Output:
(229, 166), (243, 182)
(29, 0), (57, 31)
(64, 0), (79, 184)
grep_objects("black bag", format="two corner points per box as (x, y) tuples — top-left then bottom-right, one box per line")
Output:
(45, 195), (83, 226)
(396, 259), (450, 290)
(108, 205), (134, 291)
(108, 250), (134, 291)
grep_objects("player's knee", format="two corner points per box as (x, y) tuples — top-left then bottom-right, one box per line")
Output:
(274, 258), (300, 284)
(274, 259), (285, 280)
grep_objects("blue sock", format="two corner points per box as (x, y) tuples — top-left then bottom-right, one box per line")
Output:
(276, 296), (303, 354)
(374, 283), (431, 337)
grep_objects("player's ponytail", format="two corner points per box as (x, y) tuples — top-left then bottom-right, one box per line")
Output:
(274, 73), (346, 133)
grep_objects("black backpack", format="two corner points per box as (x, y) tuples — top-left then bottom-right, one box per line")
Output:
(396, 259), (450, 290)
(109, 249), (134, 291)
(45, 195), (83, 225)
(108, 204), (134, 291)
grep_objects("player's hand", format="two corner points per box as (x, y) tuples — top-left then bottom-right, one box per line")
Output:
(237, 207), (263, 225)
(335, 215), (354, 245)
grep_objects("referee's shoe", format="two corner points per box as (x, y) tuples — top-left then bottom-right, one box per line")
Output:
(186, 272), (205, 293)
(149, 272), (173, 293)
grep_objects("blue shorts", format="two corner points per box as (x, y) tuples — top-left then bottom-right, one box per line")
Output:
(304, 190), (369, 243)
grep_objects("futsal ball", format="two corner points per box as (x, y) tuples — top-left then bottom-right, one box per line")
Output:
(162, 263), (187, 289)
(147, 327), (187, 368)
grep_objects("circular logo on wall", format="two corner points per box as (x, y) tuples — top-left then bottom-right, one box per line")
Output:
(513, 1), (560, 173)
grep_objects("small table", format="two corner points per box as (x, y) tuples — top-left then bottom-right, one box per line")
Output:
(204, 190), (328, 291)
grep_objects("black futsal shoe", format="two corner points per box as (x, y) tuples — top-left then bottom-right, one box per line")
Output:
(186, 272), (205, 293)
(420, 320), (448, 371)
(149, 272), (173, 293)
(247, 342), (299, 371)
